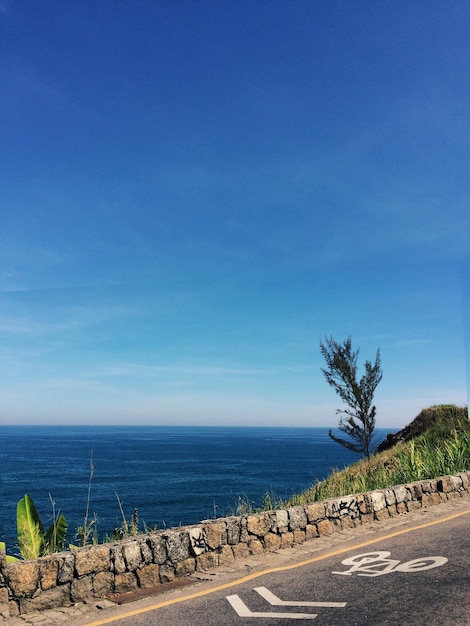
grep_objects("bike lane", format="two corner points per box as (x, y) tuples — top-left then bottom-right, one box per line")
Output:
(83, 507), (470, 626)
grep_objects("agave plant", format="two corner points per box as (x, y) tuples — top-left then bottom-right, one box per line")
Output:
(17, 494), (67, 559)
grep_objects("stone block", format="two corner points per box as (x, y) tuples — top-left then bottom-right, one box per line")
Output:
(123, 541), (143, 570)
(39, 558), (58, 591)
(8, 599), (20, 618)
(75, 545), (111, 576)
(288, 506), (307, 530)
(393, 485), (408, 503)
(71, 575), (94, 602)
(141, 540), (153, 565)
(218, 545), (234, 566)
(421, 493), (431, 506)
(424, 492), (444, 506)
(360, 513), (374, 524)
(458, 473), (469, 489)
(18, 585), (70, 613)
(268, 512), (278, 530)
(280, 532), (294, 548)
(114, 572), (137, 593)
(293, 529), (306, 544)
(316, 520), (335, 536)
(326, 496), (358, 519)
(159, 565), (175, 583)
(0, 587), (9, 619)
(239, 518), (250, 543)
(188, 527), (206, 556)
(263, 533), (281, 552)
(247, 514), (271, 537)
(175, 558), (196, 577)
(57, 555), (75, 584)
(248, 539), (264, 555)
(164, 531), (190, 565)
(437, 477), (453, 493)
(196, 552), (219, 571)
(111, 546), (127, 574)
(225, 517), (241, 544)
(203, 523), (225, 549)
(370, 491), (386, 512)
(148, 533), (167, 564)
(383, 489), (396, 506)
(274, 510), (289, 532)
(0, 588), (8, 604)
(374, 508), (390, 521)
(357, 494), (372, 514)
(305, 524), (319, 540)
(7, 562), (39, 597)
(410, 484), (423, 500)
(306, 503), (326, 523)
(396, 502), (407, 514)
(232, 543), (249, 560)
(325, 499), (340, 519)
(93, 571), (114, 595)
(136, 564), (161, 588)
(420, 480), (432, 493)
(340, 516), (355, 529)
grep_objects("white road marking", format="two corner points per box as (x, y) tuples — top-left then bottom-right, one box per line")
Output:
(395, 556), (448, 572)
(226, 594), (318, 620)
(332, 551), (448, 577)
(254, 586), (347, 608)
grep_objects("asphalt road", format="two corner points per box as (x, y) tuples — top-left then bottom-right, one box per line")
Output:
(78, 499), (470, 626)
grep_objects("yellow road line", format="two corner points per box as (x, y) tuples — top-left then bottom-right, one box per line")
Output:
(84, 507), (470, 625)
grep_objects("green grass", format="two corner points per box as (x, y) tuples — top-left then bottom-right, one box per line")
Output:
(286, 404), (469, 506)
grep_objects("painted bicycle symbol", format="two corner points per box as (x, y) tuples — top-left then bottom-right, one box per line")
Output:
(332, 551), (448, 577)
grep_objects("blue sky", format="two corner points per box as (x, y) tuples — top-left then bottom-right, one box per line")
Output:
(1, 1), (468, 427)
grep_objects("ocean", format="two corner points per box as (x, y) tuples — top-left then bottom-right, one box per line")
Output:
(0, 425), (392, 557)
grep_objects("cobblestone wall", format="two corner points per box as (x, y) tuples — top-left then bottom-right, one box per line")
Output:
(1, 471), (469, 619)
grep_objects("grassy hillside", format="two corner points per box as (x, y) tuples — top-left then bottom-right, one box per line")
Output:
(287, 404), (469, 506)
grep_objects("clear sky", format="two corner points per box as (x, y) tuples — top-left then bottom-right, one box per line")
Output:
(1, 1), (468, 428)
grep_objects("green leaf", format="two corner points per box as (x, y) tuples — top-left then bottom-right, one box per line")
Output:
(45, 514), (68, 553)
(17, 494), (45, 559)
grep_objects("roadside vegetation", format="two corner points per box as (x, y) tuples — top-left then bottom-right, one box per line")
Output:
(223, 405), (470, 515)
(287, 404), (469, 505)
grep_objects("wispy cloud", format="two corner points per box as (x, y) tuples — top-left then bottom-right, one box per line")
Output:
(99, 361), (309, 379)
(0, 300), (137, 337)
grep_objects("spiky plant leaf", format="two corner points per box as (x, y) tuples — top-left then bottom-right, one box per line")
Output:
(44, 514), (68, 553)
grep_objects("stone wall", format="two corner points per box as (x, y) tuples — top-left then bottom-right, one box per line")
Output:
(1, 471), (469, 619)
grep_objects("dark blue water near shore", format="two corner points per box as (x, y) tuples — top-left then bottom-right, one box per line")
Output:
(0, 426), (391, 556)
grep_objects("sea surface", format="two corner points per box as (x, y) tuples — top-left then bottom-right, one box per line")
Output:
(0, 425), (392, 556)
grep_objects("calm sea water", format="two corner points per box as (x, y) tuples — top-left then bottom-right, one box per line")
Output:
(0, 426), (391, 556)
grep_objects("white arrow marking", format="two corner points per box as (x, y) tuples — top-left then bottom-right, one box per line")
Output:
(254, 586), (347, 608)
(226, 595), (318, 620)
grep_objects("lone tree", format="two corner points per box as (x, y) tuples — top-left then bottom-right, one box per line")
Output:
(320, 335), (382, 459)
